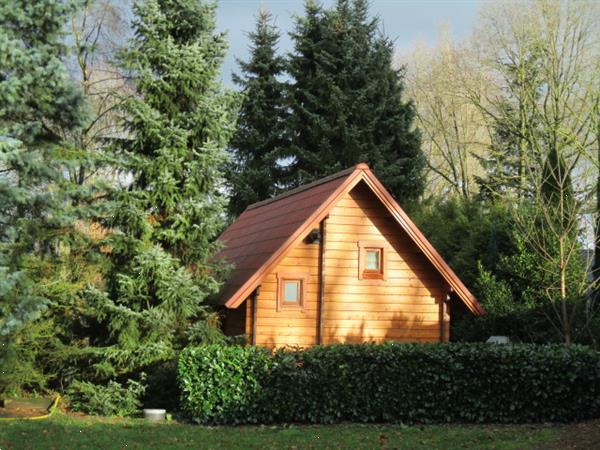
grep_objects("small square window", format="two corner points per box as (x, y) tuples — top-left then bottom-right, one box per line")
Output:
(283, 280), (300, 303)
(365, 249), (381, 271)
(277, 273), (308, 311)
(358, 241), (386, 280)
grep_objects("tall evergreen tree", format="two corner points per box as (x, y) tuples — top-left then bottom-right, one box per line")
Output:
(83, 0), (238, 379)
(285, 0), (424, 203)
(0, 0), (93, 394)
(227, 9), (287, 217)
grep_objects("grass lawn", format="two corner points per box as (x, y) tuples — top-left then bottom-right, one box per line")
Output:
(0, 413), (576, 450)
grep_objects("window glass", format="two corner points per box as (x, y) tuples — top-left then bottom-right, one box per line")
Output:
(365, 249), (381, 270)
(283, 280), (300, 303)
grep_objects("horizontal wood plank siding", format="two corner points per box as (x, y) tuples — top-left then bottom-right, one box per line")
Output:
(322, 183), (449, 345)
(251, 181), (451, 347)
(254, 240), (319, 347)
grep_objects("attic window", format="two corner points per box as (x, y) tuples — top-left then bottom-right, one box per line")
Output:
(358, 241), (387, 280)
(277, 273), (308, 311)
(365, 248), (382, 270)
(284, 281), (300, 302)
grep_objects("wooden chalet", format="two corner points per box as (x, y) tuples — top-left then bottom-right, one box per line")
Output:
(215, 163), (484, 347)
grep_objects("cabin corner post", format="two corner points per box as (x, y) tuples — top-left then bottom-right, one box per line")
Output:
(251, 287), (260, 345)
(439, 293), (451, 342)
(318, 216), (328, 345)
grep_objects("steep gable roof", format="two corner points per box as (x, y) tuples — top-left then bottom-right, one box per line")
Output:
(216, 163), (485, 315)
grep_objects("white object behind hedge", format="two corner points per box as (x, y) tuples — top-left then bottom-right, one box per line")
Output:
(486, 336), (510, 344)
(143, 408), (166, 421)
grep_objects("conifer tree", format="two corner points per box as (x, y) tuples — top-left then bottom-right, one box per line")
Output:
(227, 9), (287, 217)
(285, 0), (424, 204)
(86, 0), (238, 378)
(0, 0), (92, 393)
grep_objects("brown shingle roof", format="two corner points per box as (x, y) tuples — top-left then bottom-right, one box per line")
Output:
(216, 167), (354, 307)
(215, 163), (484, 315)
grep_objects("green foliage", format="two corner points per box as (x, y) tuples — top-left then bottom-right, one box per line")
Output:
(472, 227), (588, 343)
(456, 255), (592, 344)
(0, 320), (55, 395)
(453, 262), (553, 343)
(227, 9), (288, 217)
(284, 0), (424, 204)
(0, 0), (100, 395)
(142, 360), (179, 411)
(114, 0), (237, 268)
(67, 376), (146, 417)
(81, 0), (237, 381)
(179, 345), (271, 424)
(473, 263), (515, 315)
(414, 197), (591, 343)
(179, 343), (600, 425)
(92, 247), (205, 349)
(413, 198), (516, 289)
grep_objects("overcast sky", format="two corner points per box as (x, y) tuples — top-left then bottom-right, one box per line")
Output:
(215, 0), (488, 87)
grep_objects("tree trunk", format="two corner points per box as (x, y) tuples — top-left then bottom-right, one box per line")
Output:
(560, 239), (571, 345)
(593, 111), (600, 301)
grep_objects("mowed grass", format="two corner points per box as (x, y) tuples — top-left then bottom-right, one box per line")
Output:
(0, 413), (561, 450)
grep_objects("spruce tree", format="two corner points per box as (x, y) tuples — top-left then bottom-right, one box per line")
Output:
(227, 9), (287, 217)
(285, 0), (424, 203)
(0, 0), (93, 394)
(86, 0), (238, 378)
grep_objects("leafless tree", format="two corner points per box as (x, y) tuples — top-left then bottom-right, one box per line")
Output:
(468, 0), (600, 344)
(403, 29), (491, 200)
(403, 0), (600, 343)
(65, 0), (131, 186)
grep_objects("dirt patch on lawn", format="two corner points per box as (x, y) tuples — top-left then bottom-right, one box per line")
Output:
(547, 420), (600, 449)
(0, 398), (54, 418)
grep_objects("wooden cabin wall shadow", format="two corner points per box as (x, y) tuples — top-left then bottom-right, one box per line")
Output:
(254, 309), (431, 348)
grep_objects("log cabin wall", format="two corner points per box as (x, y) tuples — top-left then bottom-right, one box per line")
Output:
(251, 240), (321, 347)
(322, 182), (450, 343)
(249, 181), (451, 347)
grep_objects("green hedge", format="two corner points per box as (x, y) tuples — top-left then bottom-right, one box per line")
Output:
(178, 343), (600, 425)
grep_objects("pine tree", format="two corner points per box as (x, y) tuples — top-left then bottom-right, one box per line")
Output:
(285, 0), (424, 204)
(0, 0), (93, 394)
(227, 9), (287, 217)
(85, 0), (238, 379)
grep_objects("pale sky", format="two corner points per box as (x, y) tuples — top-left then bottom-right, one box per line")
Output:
(216, 0), (488, 87)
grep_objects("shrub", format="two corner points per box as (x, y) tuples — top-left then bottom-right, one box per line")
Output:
(67, 376), (146, 417)
(178, 345), (272, 424)
(179, 343), (600, 425)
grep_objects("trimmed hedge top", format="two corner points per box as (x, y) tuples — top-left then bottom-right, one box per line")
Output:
(178, 343), (600, 425)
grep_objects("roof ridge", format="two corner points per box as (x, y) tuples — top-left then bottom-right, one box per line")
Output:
(245, 166), (358, 211)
